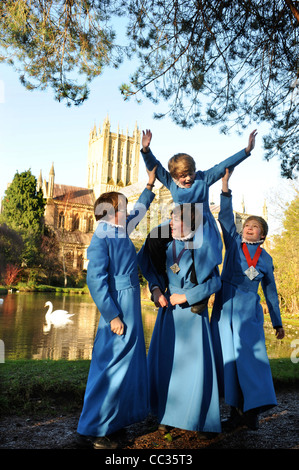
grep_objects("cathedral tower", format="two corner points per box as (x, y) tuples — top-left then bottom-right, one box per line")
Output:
(87, 116), (141, 199)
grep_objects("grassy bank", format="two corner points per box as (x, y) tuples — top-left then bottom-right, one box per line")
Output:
(0, 359), (298, 417)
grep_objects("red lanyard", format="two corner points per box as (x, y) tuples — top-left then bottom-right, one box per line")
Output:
(242, 243), (262, 268)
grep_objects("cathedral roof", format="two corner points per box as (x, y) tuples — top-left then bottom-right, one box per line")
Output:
(52, 184), (94, 206)
(55, 229), (93, 246)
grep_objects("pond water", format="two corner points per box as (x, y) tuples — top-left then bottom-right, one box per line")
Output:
(0, 292), (297, 361)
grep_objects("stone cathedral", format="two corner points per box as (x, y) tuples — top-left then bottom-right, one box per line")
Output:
(40, 116), (148, 271)
(40, 116), (267, 273)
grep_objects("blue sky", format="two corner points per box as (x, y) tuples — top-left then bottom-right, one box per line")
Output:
(0, 55), (292, 236)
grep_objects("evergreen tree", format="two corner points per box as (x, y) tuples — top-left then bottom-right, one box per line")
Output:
(0, 224), (24, 282)
(0, 1), (297, 177)
(0, 170), (46, 266)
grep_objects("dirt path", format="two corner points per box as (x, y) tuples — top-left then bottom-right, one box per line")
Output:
(0, 390), (298, 450)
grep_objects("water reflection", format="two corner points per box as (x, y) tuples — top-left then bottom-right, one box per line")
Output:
(0, 293), (99, 360)
(0, 292), (158, 361)
(0, 292), (296, 361)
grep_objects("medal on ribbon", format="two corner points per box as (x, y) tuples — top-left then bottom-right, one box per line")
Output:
(170, 241), (186, 274)
(242, 243), (262, 280)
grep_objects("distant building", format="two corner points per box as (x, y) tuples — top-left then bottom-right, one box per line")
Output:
(40, 116), (141, 270)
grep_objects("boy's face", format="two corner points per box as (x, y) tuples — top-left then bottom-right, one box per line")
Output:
(177, 171), (196, 188)
(242, 220), (263, 243)
(170, 212), (192, 239)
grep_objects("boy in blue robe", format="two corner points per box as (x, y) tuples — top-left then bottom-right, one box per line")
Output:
(77, 167), (156, 449)
(138, 204), (222, 434)
(210, 169), (285, 430)
(141, 129), (257, 301)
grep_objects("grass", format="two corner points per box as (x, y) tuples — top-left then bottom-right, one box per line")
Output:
(0, 358), (298, 418)
(0, 284), (89, 295)
(0, 360), (90, 416)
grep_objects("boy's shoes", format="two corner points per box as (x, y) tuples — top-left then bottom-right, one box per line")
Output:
(243, 409), (259, 430)
(93, 436), (118, 449)
(191, 298), (209, 314)
(222, 407), (259, 431)
(221, 407), (243, 431)
(77, 433), (118, 449)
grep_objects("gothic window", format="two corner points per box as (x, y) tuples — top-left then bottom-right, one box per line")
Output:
(77, 253), (84, 270)
(58, 212), (65, 229)
(88, 217), (94, 232)
(73, 213), (80, 231)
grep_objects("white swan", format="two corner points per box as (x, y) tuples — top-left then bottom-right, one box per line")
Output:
(44, 301), (74, 331)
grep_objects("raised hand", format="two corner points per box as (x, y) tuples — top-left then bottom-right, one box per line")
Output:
(142, 129), (152, 152)
(245, 129), (258, 154)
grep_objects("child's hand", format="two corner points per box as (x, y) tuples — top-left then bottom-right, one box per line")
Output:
(221, 168), (232, 192)
(275, 327), (285, 340)
(110, 316), (125, 336)
(152, 288), (168, 308)
(142, 129), (152, 152)
(222, 168), (232, 182)
(245, 129), (258, 154)
(170, 293), (187, 306)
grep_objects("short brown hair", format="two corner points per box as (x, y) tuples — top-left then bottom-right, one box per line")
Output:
(172, 203), (202, 232)
(94, 192), (128, 221)
(243, 216), (268, 239)
(168, 153), (196, 179)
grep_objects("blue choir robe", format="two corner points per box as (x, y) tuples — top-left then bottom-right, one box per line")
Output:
(77, 188), (155, 437)
(141, 147), (250, 284)
(138, 236), (222, 432)
(210, 192), (283, 413)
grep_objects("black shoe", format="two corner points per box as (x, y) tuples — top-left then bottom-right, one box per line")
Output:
(76, 433), (118, 449)
(243, 410), (259, 430)
(76, 434), (95, 448)
(221, 407), (243, 431)
(93, 436), (118, 449)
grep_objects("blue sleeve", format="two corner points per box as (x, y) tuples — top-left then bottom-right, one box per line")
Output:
(261, 260), (283, 328)
(141, 149), (173, 188)
(218, 192), (238, 248)
(203, 149), (250, 186)
(126, 187), (155, 235)
(185, 270), (221, 305)
(87, 237), (121, 324)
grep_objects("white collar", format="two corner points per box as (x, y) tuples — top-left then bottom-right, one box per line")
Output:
(242, 238), (264, 245)
(173, 231), (194, 241)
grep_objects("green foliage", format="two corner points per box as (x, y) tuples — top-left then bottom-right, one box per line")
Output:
(0, 224), (24, 275)
(0, 0), (122, 106)
(0, 1), (298, 176)
(124, 0), (298, 178)
(270, 191), (299, 314)
(0, 169), (46, 266)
